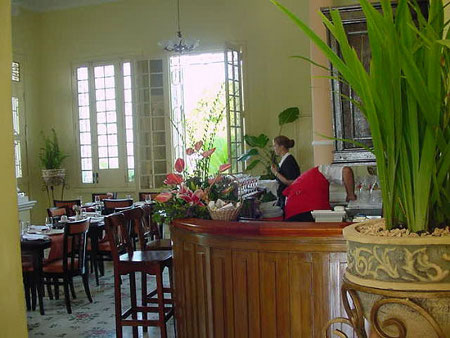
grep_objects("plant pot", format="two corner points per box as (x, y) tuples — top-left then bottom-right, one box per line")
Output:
(42, 168), (66, 186)
(343, 220), (450, 336)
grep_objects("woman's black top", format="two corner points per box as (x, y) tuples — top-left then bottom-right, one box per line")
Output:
(276, 154), (300, 208)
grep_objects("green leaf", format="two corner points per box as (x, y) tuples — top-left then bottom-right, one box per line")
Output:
(278, 107), (300, 126)
(237, 148), (259, 162)
(245, 159), (261, 171)
(244, 134), (269, 148)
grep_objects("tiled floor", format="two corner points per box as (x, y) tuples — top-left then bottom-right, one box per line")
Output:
(26, 263), (175, 337)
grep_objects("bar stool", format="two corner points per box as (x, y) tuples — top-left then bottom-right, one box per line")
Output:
(105, 212), (174, 338)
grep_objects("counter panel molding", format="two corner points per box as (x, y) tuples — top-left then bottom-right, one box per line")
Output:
(171, 219), (353, 337)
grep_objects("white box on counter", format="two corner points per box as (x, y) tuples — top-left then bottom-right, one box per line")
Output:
(311, 210), (346, 222)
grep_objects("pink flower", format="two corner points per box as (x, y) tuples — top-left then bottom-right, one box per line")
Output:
(193, 189), (204, 199)
(194, 141), (203, 151)
(202, 148), (216, 158)
(154, 192), (172, 203)
(219, 163), (231, 172)
(174, 158), (185, 173)
(186, 148), (194, 155)
(164, 173), (184, 185)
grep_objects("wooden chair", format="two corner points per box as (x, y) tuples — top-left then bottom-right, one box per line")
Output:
(105, 212), (174, 338)
(92, 192), (117, 202)
(42, 219), (92, 314)
(138, 192), (159, 202)
(54, 199), (81, 217)
(140, 204), (172, 251)
(47, 207), (67, 222)
(103, 198), (133, 215)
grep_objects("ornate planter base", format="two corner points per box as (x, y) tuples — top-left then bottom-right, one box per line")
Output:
(325, 278), (450, 338)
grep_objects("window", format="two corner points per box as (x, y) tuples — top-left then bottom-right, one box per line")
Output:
(11, 60), (25, 179)
(169, 46), (245, 174)
(74, 58), (168, 188)
(75, 61), (135, 185)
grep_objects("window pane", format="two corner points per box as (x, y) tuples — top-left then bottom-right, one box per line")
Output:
(127, 143), (134, 155)
(79, 106), (89, 119)
(125, 103), (132, 115)
(127, 156), (134, 168)
(80, 119), (90, 132)
(97, 112), (106, 123)
(99, 158), (108, 169)
(80, 132), (91, 145)
(107, 123), (117, 134)
(82, 171), (93, 183)
(81, 145), (91, 157)
(106, 111), (116, 123)
(126, 131), (134, 142)
(78, 80), (88, 93)
(98, 146), (108, 157)
(81, 158), (92, 170)
(109, 157), (119, 168)
(98, 135), (107, 146)
(104, 65), (114, 76)
(78, 93), (89, 106)
(108, 134), (118, 146)
(105, 88), (115, 100)
(94, 66), (104, 77)
(77, 67), (88, 80)
(126, 116), (133, 129)
(124, 77), (131, 89)
(97, 123), (107, 135)
(109, 146), (118, 157)
(123, 62), (131, 76)
(106, 100), (116, 111)
(96, 101), (106, 112)
(95, 77), (105, 89)
(96, 89), (105, 100)
(105, 77), (115, 88)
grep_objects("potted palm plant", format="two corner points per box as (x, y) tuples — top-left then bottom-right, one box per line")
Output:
(272, 0), (450, 335)
(39, 128), (68, 186)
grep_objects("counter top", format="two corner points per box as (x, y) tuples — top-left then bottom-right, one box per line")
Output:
(171, 218), (351, 237)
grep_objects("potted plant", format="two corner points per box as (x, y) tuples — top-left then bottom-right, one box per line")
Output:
(272, 0), (449, 335)
(39, 128), (69, 186)
(238, 106), (300, 178)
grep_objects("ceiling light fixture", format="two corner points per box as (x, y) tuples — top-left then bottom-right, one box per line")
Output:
(158, 0), (199, 53)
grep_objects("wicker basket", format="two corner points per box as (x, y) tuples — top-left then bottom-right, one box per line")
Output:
(208, 204), (242, 221)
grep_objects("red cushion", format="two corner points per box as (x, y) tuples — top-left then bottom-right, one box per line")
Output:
(43, 258), (79, 273)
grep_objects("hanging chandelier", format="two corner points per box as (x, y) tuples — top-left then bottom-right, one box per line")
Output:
(158, 0), (199, 53)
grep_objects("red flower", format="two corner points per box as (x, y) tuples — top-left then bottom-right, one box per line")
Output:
(174, 158), (185, 173)
(219, 163), (231, 172)
(154, 192), (172, 203)
(202, 148), (216, 158)
(194, 141), (203, 151)
(186, 148), (194, 155)
(164, 173), (184, 185)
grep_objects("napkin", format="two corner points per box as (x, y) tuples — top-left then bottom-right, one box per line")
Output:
(29, 225), (49, 231)
(22, 233), (49, 241)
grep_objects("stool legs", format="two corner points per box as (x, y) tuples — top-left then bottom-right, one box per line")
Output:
(114, 272), (123, 338)
(129, 272), (138, 338)
(156, 266), (168, 338)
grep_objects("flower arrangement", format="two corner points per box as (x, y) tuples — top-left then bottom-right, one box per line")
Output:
(153, 142), (236, 224)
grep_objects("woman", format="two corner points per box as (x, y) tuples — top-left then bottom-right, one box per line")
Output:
(271, 135), (300, 210)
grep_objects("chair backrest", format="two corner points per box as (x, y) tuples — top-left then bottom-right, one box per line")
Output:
(54, 199), (81, 217)
(121, 207), (146, 250)
(104, 213), (133, 265)
(92, 192), (117, 202)
(63, 219), (90, 275)
(138, 192), (159, 202)
(47, 207), (67, 219)
(103, 198), (133, 215)
(141, 203), (161, 240)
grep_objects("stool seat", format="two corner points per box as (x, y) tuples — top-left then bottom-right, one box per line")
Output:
(119, 250), (172, 263)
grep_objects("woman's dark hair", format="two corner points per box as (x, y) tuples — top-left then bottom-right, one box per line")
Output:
(274, 135), (295, 149)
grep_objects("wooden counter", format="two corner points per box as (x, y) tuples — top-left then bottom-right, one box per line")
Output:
(171, 219), (352, 338)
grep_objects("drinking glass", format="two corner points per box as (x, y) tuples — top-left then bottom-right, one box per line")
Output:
(45, 217), (53, 230)
(20, 221), (30, 235)
(126, 194), (132, 199)
(95, 195), (101, 204)
(78, 195), (83, 206)
(145, 194), (152, 204)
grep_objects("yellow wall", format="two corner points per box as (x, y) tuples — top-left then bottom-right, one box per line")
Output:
(0, 0), (28, 336)
(13, 0), (314, 222)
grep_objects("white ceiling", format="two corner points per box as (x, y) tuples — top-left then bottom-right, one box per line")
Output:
(12, 0), (121, 12)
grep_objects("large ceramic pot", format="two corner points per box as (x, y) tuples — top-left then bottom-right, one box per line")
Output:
(342, 220), (450, 337)
(42, 168), (66, 186)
